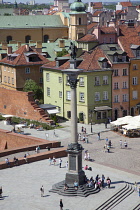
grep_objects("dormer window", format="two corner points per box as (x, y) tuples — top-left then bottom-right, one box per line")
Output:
(136, 50), (140, 57)
(122, 55), (126, 62)
(113, 55), (118, 62)
(102, 62), (107, 68)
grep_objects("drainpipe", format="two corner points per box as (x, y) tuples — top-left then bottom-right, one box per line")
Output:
(62, 72), (64, 119)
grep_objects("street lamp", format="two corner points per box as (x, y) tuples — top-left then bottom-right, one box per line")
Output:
(89, 109), (94, 133)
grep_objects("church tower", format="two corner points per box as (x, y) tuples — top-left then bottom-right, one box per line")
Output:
(69, 0), (87, 40)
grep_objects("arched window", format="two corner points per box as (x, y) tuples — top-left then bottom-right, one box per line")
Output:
(7, 36), (12, 44)
(44, 35), (49, 43)
(79, 18), (81, 25)
(25, 35), (31, 43)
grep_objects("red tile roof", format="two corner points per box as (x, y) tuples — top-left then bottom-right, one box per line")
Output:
(42, 47), (108, 72)
(77, 34), (98, 42)
(0, 45), (49, 66)
(92, 11), (103, 17)
(101, 26), (116, 34)
(87, 22), (98, 31)
(118, 25), (140, 58)
(120, 2), (132, 7)
(91, 2), (103, 8)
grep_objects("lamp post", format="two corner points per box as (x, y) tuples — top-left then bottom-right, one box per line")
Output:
(89, 109), (94, 133)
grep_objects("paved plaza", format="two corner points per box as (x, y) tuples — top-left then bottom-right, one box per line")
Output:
(0, 120), (140, 209)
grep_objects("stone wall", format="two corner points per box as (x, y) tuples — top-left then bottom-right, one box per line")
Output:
(0, 87), (50, 123)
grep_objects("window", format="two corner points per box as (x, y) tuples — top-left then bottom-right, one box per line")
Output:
(40, 78), (43, 83)
(103, 76), (108, 85)
(123, 81), (127, 89)
(79, 77), (84, 86)
(66, 91), (71, 100)
(46, 73), (50, 82)
(114, 69), (118, 76)
(123, 94), (128, 102)
(114, 95), (119, 102)
(66, 76), (70, 85)
(95, 92), (100, 101)
(25, 35), (31, 43)
(44, 35), (49, 43)
(132, 77), (138, 85)
(25, 67), (30, 74)
(136, 50), (140, 57)
(122, 56), (126, 62)
(47, 87), (50, 96)
(95, 76), (100, 85)
(123, 69), (127, 76)
(12, 78), (14, 85)
(26, 78), (30, 81)
(114, 82), (119, 89)
(102, 62), (107, 68)
(123, 110), (127, 117)
(6, 36), (12, 44)
(103, 91), (108, 100)
(40, 68), (43, 73)
(4, 66), (6, 71)
(113, 55), (118, 62)
(67, 111), (71, 118)
(133, 64), (138, 70)
(79, 92), (84, 102)
(4, 76), (6, 83)
(59, 91), (62, 98)
(79, 17), (81, 25)
(132, 90), (138, 99)
(7, 67), (10, 72)
(97, 112), (101, 119)
(58, 77), (62, 83)
(8, 77), (10, 83)
(103, 112), (107, 119)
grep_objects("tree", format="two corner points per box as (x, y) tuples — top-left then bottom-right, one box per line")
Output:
(23, 79), (43, 101)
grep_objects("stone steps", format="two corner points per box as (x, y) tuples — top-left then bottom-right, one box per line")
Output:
(96, 182), (134, 210)
(49, 180), (100, 197)
(129, 202), (140, 210)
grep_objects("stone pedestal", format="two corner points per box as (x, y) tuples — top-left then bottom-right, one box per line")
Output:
(65, 143), (85, 185)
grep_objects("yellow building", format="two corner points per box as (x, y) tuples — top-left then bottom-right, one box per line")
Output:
(0, 15), (68, 44)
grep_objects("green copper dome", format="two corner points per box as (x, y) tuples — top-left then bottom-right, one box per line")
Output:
(70, 0), (86, 12)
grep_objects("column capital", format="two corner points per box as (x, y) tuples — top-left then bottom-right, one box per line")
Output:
(68, 78), (79, 89)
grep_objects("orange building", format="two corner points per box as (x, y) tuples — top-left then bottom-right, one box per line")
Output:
(0, 45), (49, 91)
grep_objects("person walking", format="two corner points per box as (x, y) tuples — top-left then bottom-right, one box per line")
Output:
(124, 141), (128, 148)
(53, 156), (56, 165)
(59, 158), (62, 168)
(134, 181), (138, 192)
(60, 199), (63, 210)
(40, 185), (44, 197)
(49, 157), (52, 166)
(106, 177), (111, 188)
(98, 132), (100, 140)
(105, 121), (107, 128)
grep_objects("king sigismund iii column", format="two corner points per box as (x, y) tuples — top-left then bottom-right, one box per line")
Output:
(62, 67), (85, 186)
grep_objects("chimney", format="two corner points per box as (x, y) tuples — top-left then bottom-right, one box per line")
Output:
(7, 46), (12, 54)
(1, 41), (7, 50)
(25, 44), (29, 52)
(36, 41), (42, 48)
(17, 41), (21, 49)
(29, 40), (34, 44)
(59, 39), (65, 48)
(9, 40), (16, 44)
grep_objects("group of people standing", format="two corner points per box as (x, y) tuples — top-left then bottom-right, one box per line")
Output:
(84, 174), (111, 189)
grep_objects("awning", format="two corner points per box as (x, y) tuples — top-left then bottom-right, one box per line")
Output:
(47, 109), (59, 114)
(94, 106), (112, 111)
(2, 115), (13, 118)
